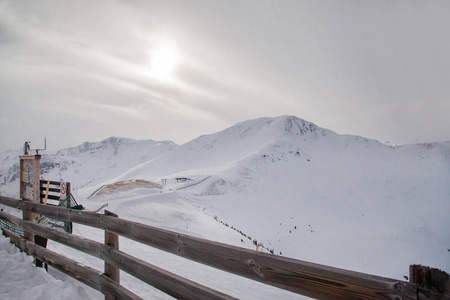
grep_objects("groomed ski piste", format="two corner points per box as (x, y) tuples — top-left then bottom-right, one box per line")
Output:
(1, 116), (449, 299)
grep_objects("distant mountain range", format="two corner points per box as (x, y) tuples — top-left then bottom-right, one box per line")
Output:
(0, 137), (177, 195)
(2, 115), (449, 204)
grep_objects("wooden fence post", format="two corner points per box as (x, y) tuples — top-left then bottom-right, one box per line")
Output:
(104, 210), (119, 299)
(410, 265), (450, 299)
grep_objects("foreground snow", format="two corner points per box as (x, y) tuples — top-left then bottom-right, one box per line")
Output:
(0, 233), (97, 300)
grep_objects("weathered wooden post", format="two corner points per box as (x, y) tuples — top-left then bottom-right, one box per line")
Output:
(104, 210), (119, 300)
(19, 154), (41, 241)
(20, 154), (50, 270)
(410, 265), (450, 299)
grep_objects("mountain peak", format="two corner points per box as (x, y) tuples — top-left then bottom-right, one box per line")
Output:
(222, 115), (326, 142)
(273, 115), (320, 135)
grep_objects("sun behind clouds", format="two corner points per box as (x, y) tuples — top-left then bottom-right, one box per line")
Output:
(150, 41), (179, 81)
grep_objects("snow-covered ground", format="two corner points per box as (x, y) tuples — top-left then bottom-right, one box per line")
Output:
(1, 115), (449, 299)
(0, 233), (97, 299)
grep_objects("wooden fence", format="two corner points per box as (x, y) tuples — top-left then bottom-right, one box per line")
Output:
(0, 195), (448, 300)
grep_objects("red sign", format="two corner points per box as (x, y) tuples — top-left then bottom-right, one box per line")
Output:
(60, 182), (66, 196)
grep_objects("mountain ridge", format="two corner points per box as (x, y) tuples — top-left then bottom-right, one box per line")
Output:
(2, 116), (449, 194)
(0, 137), (178, 196)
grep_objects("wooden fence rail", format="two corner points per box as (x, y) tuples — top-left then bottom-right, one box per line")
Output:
(0, 195), (448, 300)
(1, 227), (141, 300)
(0, 207), (235, 300)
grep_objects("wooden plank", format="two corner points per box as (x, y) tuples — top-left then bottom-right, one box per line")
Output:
(0, 210), (101, 258)
(40, 187), (61, 193)
(0, 196), (423, 300)
(89, 215), (419, 299)
(40, 180), (62, 186)
(39, 202), (59, 207)
(0, 210), (21, 227)
(100, 244), (237, 300)
(1, 209), (236, 300)
(178, 236), (418, 300)
(22, 219), (100, 258)
(2, 228), (142, 299)
(99, 274), (143, 300)
(2, 228), (101, 291)
(39, 194), (61, 201)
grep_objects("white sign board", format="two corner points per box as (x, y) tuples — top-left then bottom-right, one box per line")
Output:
(60, 182), (67, 199)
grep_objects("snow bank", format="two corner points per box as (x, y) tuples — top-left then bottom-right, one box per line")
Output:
(0, 233), (94, 300)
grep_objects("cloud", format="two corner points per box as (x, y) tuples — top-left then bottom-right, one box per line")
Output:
(1, 0), (449, 151)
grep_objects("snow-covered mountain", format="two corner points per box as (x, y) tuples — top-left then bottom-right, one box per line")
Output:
(111, 116), (330, 181)
(90, 116), (449, 279)
(1, 116), (449, 299)
(0, 137), (177, 196)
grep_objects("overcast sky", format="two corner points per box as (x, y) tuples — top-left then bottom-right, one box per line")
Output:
(1, 0), (449, 152)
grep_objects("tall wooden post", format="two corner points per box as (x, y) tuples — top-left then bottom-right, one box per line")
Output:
(410, 265), (450, 299)
(19, 155), (41, 241)
(104, 210), (119, 299)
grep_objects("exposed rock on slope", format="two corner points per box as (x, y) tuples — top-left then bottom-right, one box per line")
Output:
(88, 179), (162, 199)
